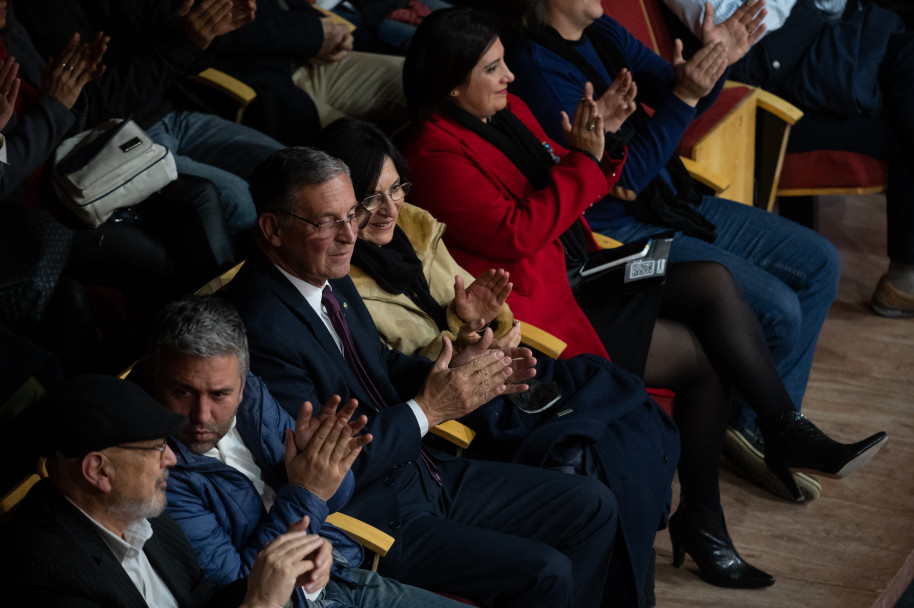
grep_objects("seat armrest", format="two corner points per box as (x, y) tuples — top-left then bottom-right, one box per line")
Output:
(190, 69), (257, 106)
(722, 79), (803, 124)
(0, 473), (40, 519)
(325, 511), (394, 572)
(196, 261), (246, 296)
(325, 512), (394, 557)
(679, 157), (730, 193)
(752, 87), (804, 125)
(591, 233), (623, 250)
(520, 322), (568, 359)
(430, 420), (477, 450)
(0, 459), (47, 520)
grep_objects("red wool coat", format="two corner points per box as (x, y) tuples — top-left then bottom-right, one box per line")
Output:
(405, 94), (625, 359)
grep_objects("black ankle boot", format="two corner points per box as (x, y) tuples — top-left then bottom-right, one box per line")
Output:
(669, 498), (775, 589)
(758, 410), (887, 501)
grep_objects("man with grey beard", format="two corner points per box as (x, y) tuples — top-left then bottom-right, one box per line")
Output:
(0, 374), (322, 608)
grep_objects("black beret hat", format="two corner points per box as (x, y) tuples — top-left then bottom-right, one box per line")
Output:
(38, 374), (187, 459)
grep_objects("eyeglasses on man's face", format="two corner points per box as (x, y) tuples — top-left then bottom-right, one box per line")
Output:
(360, 182), (411, 211)
(280, 205), (372, 239)
(110, 439), (169, 463)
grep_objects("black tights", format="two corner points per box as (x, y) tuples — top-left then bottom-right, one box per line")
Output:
(642, 261), (797, 509)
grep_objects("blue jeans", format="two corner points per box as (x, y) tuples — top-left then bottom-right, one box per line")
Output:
(602, 197), (841, 427)
(146, 110), (283, 234)
(310, 568), (465, 607)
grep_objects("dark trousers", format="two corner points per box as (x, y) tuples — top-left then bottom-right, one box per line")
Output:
(388, 456), (619, 608)
(66, 175), (235, 294)
(240, 80), (323, 147)
(733, 2), (914, 263)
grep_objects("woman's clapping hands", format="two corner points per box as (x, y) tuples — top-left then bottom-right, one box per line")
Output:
(561, 81), (604, 159)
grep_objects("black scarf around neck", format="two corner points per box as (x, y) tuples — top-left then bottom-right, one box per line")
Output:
(352, 226), (448, 330)
(442, 101), (557, 190)
(441, 101), (592, 272)
(529, 25), (717, 243)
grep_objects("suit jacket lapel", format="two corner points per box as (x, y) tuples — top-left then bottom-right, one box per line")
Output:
(250, 251), (338, 354)
(144, 526), (194, 607)
(250, 251), (378, 410)
(38, 482), (151, 608)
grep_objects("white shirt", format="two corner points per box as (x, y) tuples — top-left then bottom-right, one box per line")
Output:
(274, 265), (430, 436)
(0, 134), (7, 164)
(816, 0), (846, 19)
(204, 417), (278, 511)
(65, 497), (179, 608)
(662, 0), (846, 38)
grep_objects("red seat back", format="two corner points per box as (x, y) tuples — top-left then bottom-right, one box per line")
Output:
(778, 151), (888, 192)
(602, 0), (674, 61)
(676, 85), (752, 157)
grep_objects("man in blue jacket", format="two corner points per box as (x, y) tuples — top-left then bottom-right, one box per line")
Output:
(146, 296), (464, 607)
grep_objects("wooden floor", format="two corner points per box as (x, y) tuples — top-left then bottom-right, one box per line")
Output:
(652, 193), (914, 607)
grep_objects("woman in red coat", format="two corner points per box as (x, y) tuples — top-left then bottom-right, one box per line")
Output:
(406, 90), (625, 359)
(403, 47), (630, 362)
(403, 7), (887, 592)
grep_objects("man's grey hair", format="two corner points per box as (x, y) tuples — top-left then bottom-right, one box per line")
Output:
(249, 146), (352, 216)
(147, 296), (250, 382)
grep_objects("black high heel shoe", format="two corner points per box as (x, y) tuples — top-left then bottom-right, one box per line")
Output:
(669, 498), (775, 589)
(758, 410), (887, 501)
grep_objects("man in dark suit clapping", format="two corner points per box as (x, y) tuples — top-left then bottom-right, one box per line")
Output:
(224, 146), (620, 608)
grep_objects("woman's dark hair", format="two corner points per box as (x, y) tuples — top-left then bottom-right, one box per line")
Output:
(403, 8), (499, 124)
(316, 119), (411, 202)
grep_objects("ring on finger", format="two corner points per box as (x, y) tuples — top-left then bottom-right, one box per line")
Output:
(60, 62), (69, 70)
(586, 123), (596, 131)
(746, 24), (752, 32)
(66, 65), (76, 72)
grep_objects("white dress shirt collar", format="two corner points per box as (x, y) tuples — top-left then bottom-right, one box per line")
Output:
(64, 497), (179, 608)
(271, 264), (428, 436)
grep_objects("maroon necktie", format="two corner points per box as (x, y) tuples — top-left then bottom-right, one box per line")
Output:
(322, 286), (388, 410)
(321, 287), (441, 484)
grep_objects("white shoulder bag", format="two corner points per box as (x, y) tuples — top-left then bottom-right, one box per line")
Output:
(51, 118), (178, 227)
